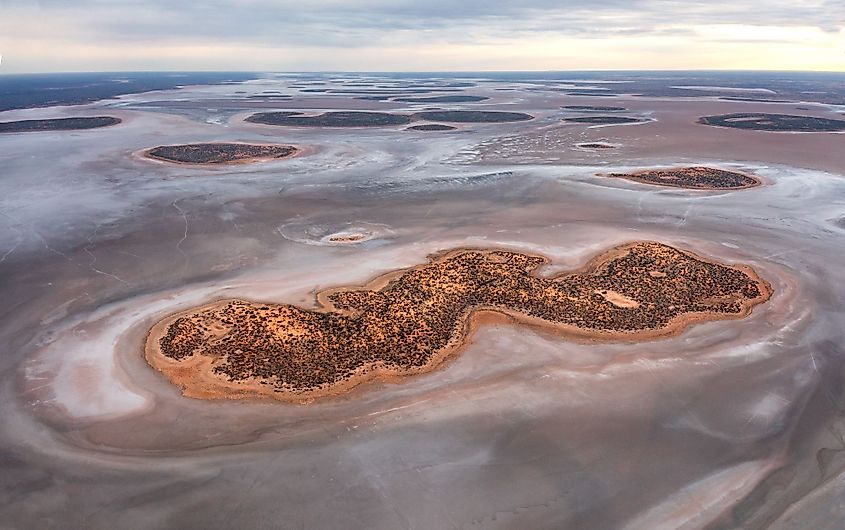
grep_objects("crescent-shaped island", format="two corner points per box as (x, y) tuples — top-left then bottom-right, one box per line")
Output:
(146, 241), (771, 403)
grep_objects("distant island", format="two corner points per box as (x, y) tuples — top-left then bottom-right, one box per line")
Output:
(564, 116), (647, 125)
(699, 113), (845, 132)
(413, 110), (534, 123)
(0, 72), (256, 112)
(143, 142), (298, 165)
(393, 95), (489, 103)
(246, 111), (412, 127)
(606, 167), (761, 190)
(245, 110), (534, 127)
(562, 105), (627, 112)
(577, 142), (616, 149)
(0, 116), (121, 133)
(406, 124), (458, 131)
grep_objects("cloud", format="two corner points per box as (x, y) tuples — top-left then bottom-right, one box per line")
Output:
(0, 0), (843, 71)
(9, 0), (845, 42)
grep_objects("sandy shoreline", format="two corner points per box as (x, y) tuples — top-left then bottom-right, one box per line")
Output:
(144, 241), (772, 404)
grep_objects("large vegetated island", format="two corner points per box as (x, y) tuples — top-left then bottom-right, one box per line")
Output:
(606, 167), (761, 190)
(699, 113), (845, 132)
(147, 241), (771, 402)
(144, 142), (298, 165)
(0, 116), (121, 133)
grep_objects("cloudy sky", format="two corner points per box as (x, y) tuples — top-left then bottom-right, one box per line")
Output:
(0, 0), (843, 73)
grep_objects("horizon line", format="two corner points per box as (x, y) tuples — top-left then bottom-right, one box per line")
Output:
(2, 68), (845, 76)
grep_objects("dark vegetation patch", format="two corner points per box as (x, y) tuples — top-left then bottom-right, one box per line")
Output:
(377, 82), (476, 88)
(566, 92), (619, 97)
(608, 167), (760, 190)
(247, 94), (292, 99)
(699, 113), (845, 132)
(719, 97), (794, 103)
(0, 116), (121, 133)
(406, 124), (458, 131)
(246, 110), (533, 127)
(246, 111), (412, 127)
(577, 143), (616, 149)
(564, 116), (646, 125)
(145, 143), (297, 164)
(394, 95), (489, 103)
(359, 72), (845, 106)
(327, 89), (463, 95)
(414, 110), (533, 123)
(0, 72), (256, 112)
(563, 105), (626, 112)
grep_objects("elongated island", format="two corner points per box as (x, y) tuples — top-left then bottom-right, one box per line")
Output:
(146, 241), (771, 402)
(142, 142), (298, 165)
(606, 167), (761, 190)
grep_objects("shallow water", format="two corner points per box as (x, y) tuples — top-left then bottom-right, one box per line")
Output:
(2, 74), (845, 529)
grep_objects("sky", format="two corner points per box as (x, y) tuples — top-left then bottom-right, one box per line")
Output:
(0, 0), (843, 73)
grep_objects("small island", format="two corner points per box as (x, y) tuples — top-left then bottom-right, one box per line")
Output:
(564, 116), (647, 125)
(406, 124), (458, 131)
(699, 113), (845, 132)
(245, 110), (534, 128)
(326, 234), (368, 243)
(246, 111), (413, 127)
(0, 116), (121, 133)
(577, 142), (616, 149)
(565, 92), (619, 97)
(605, 167), (761, 190)
(146, 241), (771, 402)
(413, 110), (534, 123)
(143, 143), (298, 165)
(563, 105), (627, 112)
(718, 97), (793, 103)
(394, 95), (489, 103)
